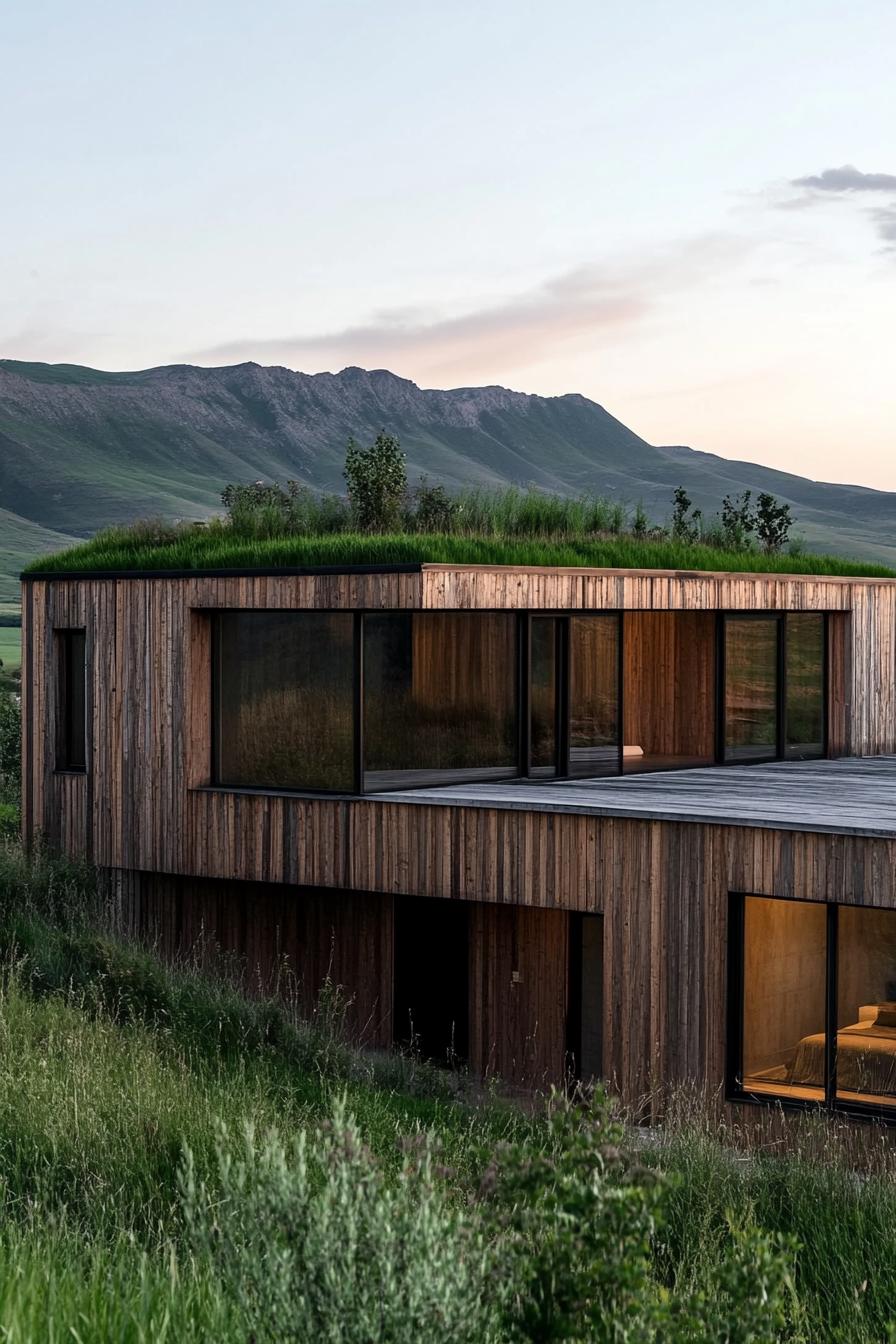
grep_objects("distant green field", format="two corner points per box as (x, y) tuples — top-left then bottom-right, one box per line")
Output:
(0, 628), (20, 671)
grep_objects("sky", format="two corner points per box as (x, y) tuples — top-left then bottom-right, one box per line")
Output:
(2, 0), (895, 488)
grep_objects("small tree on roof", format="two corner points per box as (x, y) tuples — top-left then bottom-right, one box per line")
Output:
(755, 492), (793, 553)
(344, 432), (407, 532)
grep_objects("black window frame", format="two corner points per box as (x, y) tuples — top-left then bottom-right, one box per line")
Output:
(55, 627), (87, 773)
(727, 891), (896, 1121)
(716, 612), (828, 766)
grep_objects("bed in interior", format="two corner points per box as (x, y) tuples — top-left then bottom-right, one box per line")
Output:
(753, 1004), (896, 1097)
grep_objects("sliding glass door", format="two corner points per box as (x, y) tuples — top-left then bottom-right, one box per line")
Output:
(211, 607), (827, 796)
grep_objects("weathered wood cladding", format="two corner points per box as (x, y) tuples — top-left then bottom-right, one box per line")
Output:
(116, 870), (572, 1085)
(107, 814), (896, 1102)
(116, 871), (396, 1047)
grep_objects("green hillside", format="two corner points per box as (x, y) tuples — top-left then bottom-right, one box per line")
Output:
(0, 829), (892, 1339)
(0, 507), (78, 606)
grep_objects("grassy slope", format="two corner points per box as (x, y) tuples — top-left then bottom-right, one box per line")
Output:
(24, 527), (896, 579)
(0, 848), (893, 1338)
(0, 844), (529, 1339)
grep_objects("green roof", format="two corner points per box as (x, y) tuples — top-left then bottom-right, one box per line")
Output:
(21, 529), (896, 580)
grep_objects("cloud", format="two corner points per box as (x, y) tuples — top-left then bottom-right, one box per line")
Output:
(870, 205), (896, 244)
(189, 235), (747, 382)
(785, 165), (896, 250)
(791, 165), (896, 194)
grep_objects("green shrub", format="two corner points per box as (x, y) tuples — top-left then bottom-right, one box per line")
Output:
(409, 478), (457, 532)
(480, 1093), (796, 1343)
(221, 481), (351, 537)
(183, 1098), (502, 1343)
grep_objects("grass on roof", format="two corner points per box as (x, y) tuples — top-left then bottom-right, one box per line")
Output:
(22, 525), (896, 579)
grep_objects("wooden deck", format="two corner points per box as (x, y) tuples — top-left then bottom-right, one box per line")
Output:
(372, 756), (896, 838)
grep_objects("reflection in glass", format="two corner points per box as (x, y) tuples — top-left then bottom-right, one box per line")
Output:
(530, 618), (557, 776)
(836, 907), (896, 1104)
(785, 614), (825, 759)
(742, 896), (826, 1100)
(363, 613), (517, 789)
(216, 612), (354, 791)
(724, 618), (778, 761)
(568, 616), (619, 777)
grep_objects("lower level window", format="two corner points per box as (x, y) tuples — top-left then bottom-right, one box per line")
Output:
(730, 894), (896, 1112)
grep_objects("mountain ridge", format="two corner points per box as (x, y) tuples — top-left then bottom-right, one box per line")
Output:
(1, 357), (895, 602)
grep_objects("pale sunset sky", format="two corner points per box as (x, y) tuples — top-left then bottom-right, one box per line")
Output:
(2, 1), (894, 486)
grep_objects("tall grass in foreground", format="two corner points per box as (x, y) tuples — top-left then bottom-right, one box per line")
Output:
(1, 840), (896, 1339)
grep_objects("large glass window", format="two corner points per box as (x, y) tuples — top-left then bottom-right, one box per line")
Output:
(568, 616), (619, 777)
(836, 907), (896, 1105)
(723, 617), (779, 762)
(209, 606), (827, 796)
(215, 612), (355, 792)
(740, 895), (826, 1101)
(363, 613), (517, 790)
(733, 896), (896, 1114)
(55, 629), (87, 771)
(785, 614), (825, 759)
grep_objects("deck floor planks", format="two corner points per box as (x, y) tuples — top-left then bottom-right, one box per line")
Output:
(371, 756), (896, 838)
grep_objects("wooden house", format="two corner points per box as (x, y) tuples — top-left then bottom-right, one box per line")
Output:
(20, 561), (896, 1116)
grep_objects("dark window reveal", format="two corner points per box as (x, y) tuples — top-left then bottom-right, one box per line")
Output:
(215, 612), (355, 792)
(56, 629), (87, 771)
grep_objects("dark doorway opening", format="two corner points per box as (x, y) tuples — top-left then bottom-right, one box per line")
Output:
(393, 896), (470, 1065)
(567, 914), (604, 1081)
